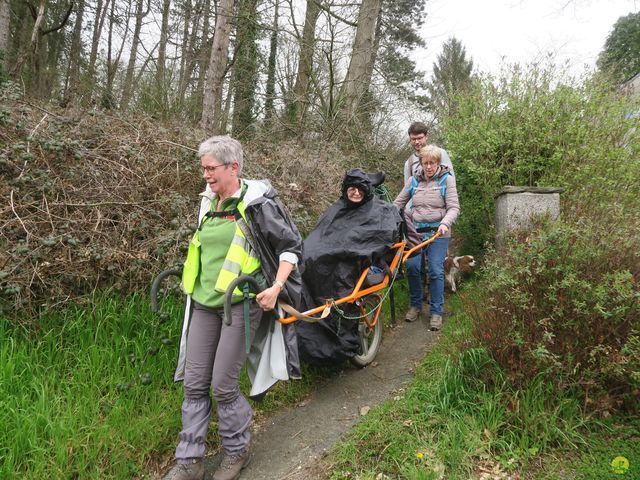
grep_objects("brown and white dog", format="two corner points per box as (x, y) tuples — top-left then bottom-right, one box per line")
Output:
(444, 255), (476, 292)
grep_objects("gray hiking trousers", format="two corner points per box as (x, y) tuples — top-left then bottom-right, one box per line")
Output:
(175, 300), (262, 461)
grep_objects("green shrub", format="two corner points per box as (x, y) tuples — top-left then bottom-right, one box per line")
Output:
(466, 218), (640, 412)
(441, 62), (640, 411)
(442, 63), (640, 254)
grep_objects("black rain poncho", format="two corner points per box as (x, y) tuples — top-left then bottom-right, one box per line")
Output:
(296, 169), (402, 365)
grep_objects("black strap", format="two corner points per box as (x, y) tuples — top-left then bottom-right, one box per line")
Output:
(204, 209), (238, 219)
(198, 181), (248, 230)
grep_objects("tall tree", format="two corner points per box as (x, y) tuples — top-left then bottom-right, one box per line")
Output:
(63, 0), (85, 105)
(375, 0), (426, 92)
(88, 0), (112, 102)
(339, 0), (382, 122)
(176, 0), (202, 109)
(284, 0), (320, 130)
(156, 0), (172, 105)
(10, 0), (73, 92)
(597, 11), (640, 84)
(263, 0), (278, 124)
(121, 0), (150, 110)
(102, 0), (128, 108)
(194, 0), (212, 115)
(201, 0), (234, 132)
(0, 0), (9, 63)
(231, 0), (260, 138)
(427, 37), (473, 122)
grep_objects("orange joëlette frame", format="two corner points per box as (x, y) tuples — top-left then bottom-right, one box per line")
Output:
(277, 232), (441, 325)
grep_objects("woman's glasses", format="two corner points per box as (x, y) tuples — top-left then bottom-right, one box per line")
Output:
(201, 164), (227, 174)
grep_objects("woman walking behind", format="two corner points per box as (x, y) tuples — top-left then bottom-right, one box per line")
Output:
(394, 145), (460, 331)
(162, 136), (303, 480)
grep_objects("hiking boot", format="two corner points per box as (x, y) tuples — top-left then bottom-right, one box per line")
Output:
(405, 306), (421, 322)
(213, 448), (252, 480)
(162, 458), (204, 480)
(429, 314), (443, 331)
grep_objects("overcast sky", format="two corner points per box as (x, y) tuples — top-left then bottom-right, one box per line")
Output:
(413, 0), (640, 78)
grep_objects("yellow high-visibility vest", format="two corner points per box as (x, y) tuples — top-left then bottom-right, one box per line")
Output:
(182, 198), (261, 296)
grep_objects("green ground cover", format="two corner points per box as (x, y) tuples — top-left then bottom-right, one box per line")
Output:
(1, 293), (183, 478)
(327, 290), (639, 479)
(0, 291), (332, 479)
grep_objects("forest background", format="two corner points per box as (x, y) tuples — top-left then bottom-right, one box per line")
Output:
(0, 0), (639, 478)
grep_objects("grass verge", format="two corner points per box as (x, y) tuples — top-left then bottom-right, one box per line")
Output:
(326, 287), (639, 479)
(0, 291), (333, 479)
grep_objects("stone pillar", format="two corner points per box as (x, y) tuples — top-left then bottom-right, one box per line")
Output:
(495, 186), (564, 248)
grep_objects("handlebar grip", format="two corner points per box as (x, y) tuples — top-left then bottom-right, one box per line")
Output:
(150, 268), (182, 313)
(223, 275), (261, 326)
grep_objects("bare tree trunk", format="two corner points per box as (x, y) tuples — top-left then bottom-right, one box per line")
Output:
(200, 0), (234, 133)
(230, 0), (259, 139)
(285, 0), (320, 129)
(102, 0), (117, 108)
(29, 1), (46, 53)
(176, 0), (193, 106)
(121, 0), (149, 110)
(362, 5), (382, 95)
(64, 0), (85, 104)
(179, 1), (202, 103)
(339, 0), (381, 120)
(5, 1), (28, 72)
(10, 0), (46, 78)
(0, 0), (10, 64)
(220, 77), (232, 133)
(100, 1), (130, 108)
(40, 10), (68, 97)
(88, 0), (112, 102)
(194, 0), (212, 113)
(156, 0), (171, 99)
(263, 0), (279, 124)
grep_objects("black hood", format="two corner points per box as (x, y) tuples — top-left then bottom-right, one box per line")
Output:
(340, 168), (374, 207)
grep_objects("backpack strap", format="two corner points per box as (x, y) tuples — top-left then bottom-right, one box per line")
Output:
(437, 172), (450, 199)
(408, 172), (449, 200)
(406, 176), (420, 198)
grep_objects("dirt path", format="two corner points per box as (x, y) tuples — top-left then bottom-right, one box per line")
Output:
(202, 315), (439, 480)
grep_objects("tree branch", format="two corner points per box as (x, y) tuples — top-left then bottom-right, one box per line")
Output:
(26, 1), (37, 20)
(312, 0), (357, 27)
(40, 3), (74, 36)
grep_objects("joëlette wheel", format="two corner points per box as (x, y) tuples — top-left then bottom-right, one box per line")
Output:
(350, 294), (383, 367)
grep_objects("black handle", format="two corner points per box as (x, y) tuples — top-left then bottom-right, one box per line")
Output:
(223, 275), (262, 326)
(150, 268), (182, 313)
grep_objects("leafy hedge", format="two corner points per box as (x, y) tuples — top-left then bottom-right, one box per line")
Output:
(467, 218), (639, 412)
(444, 63), (640, 412)
(443, 64), (639, 254)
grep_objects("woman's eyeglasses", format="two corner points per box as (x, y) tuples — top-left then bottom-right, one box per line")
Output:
(201, 164), (227, 174)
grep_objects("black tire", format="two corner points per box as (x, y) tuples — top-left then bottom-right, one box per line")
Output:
(350, 295), (383, 367)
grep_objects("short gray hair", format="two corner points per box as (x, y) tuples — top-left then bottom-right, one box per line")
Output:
(419, 145), (442, 164)
(198, 136), (244, 174)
